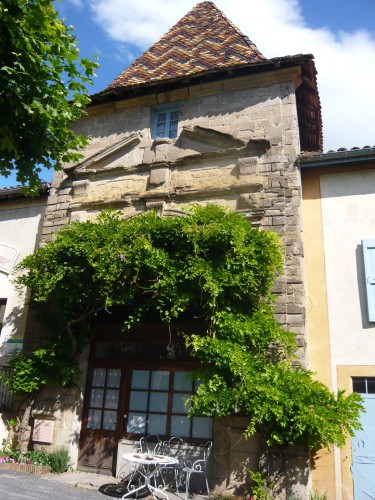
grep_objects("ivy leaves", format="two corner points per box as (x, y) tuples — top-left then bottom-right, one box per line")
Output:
(12, 205), (363, 449)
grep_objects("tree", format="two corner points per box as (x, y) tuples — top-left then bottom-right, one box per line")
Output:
(0, 0), (98, 192)
(10, 205), (363, 449)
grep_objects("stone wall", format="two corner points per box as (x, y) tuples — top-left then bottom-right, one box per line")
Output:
(42, 69), (305, 354)
(27, 68), (308, 494)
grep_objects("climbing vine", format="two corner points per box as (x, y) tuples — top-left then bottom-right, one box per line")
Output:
(9, 205), (362, 449)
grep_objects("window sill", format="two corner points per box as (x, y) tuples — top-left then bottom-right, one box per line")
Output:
(152, 137), (174, 146)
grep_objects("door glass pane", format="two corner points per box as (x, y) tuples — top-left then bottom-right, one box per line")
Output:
(171, 416), (190, 437)
(148, 414), (167, 435)
(92, 368), (106, 387)
(90, 388), (104, 408)
(149, 392), (168, 412)
(87, 409), (102, 429)
(131, 370), (150, 389)
(104, 389), (119, 410)
(151, 371), (169, 390)
(127, 413), (146, 434)
(174, 372), (192, 392)
(107, 369), (121, 388)
(192, 417), (212, 439)
(102, 410), (117, 431)
(172, 394), (191, 414)
(129, 391), (148, 411)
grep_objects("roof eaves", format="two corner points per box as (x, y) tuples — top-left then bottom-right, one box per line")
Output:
(299, 146), (375, 168)
(90, 53), (314, 106)
(0, 184), (50, 201)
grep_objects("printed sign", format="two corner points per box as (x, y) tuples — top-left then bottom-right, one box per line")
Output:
(0, 243), (19, 274)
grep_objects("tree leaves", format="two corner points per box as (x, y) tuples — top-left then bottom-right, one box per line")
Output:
(0, 0), (98, 191)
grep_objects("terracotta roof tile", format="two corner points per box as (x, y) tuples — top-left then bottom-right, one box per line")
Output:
(107, 1), (266, 90)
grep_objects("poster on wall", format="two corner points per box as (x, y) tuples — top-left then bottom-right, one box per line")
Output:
(0, 242), (19, 274)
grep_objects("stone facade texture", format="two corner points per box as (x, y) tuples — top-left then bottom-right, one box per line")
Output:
(29, 69), (308, 496)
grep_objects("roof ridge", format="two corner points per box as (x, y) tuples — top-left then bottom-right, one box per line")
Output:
(106, 1), (266, 90)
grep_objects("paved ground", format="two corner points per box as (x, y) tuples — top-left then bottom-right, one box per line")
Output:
(0, 469), (106, 499)
(0, 469), (208, 500)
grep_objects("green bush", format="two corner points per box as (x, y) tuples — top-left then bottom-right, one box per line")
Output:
(47, 447), (71, 473)
(0, 446), (70, 473)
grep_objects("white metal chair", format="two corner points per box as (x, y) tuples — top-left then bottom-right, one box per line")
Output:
(139, 434), (162, 456)
(180, 441), (212, 499)
(161, 436), (185, 494)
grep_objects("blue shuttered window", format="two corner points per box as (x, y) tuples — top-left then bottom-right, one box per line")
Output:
(152, 104), (179, 140)
(362, 240), (375, 322)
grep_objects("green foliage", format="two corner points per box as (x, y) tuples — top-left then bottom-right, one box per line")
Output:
(0, 0), (98, 191)
(309, 493), (327, 500)
(249, 471), (274, 500)
(11, 205), (364, 449)
(5, 345), (79, 394)
(0, 446), (70, 472)
(45, 446), (71, 473)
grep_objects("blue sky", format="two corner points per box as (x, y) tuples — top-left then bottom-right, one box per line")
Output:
(2, 0), (375, 187)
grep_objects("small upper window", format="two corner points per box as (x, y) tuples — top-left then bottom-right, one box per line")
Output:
(353, 377), (375, 394)
(152, 104), (179, 140)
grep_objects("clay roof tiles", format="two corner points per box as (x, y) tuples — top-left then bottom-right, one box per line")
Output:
(107, 1), (266, 90)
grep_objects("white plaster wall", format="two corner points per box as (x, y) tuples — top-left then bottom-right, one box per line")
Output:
(320, 169), (375, 388)
(0, 203), (45, 358)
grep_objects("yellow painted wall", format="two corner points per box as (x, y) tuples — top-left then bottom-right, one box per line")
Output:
(302, 170), (335, 498)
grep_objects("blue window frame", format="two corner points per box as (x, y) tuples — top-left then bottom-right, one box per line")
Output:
(362, 239), (375, 322)
(152, 104), (179, 140)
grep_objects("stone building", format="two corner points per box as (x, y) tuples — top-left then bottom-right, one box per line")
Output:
(19, 2), (322, 496)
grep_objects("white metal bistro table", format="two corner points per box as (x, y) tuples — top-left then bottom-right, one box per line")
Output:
(121, 452), (178, 500)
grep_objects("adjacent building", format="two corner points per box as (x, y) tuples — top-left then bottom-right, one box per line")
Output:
(0, 186), (48, 441)
(301, 146), (375, 500)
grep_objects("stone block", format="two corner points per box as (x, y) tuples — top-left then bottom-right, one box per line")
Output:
(72, 180), (90, 197)
(237, 157), (259, 175)
(272, 216), (285, 226)
(57, 188), (72, 196)
(47, 195), (58, 206)
(156, 88), (189, 104)
(54, 210), (66, 219)
(287, 314), (304, 325)
(56, 194), (68, 202)
(56, 203), (69, 211)
(53, 218), (70, 226)
(149, 168), (170, 187)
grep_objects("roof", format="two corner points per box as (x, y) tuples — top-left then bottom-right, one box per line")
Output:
(0, 184), (49, 201)
(90, 2), (322, 153)
(300, 145), (375, 168)
(106, 1), (266, 90)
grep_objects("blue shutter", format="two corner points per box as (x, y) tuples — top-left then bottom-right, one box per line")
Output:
(362, 240), (375, 322)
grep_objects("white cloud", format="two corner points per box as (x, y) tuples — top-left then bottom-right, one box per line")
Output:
(66, 0), (84, 9)
(85, 0), (375, 151)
